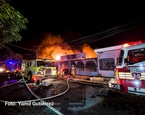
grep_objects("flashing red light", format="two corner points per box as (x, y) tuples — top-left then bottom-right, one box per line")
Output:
(32, 76), (39, 82)
(15, 68), (20, 71)
(123, 41), (143, 48)
(123, 43), (130, 47)
(117, 79), (122, 84)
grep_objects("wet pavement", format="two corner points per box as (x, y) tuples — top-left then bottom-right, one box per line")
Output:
(0, 75), (145, 115)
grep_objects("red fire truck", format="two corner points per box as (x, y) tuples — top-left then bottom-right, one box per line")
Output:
(109, 42), (145, 96)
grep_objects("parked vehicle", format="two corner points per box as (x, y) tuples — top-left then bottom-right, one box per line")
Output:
(22, 58), (45, 82)
(43, 59), (57, 77)
(22, 58), (57, 83)
(109, 42), (145, 96)
(5, 59), (22, 78)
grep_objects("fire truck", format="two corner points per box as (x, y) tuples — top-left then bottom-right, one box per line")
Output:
(0, 59), (22, 78)
(5, 59), (22, 78)
(43, 59), (57, 76)
(22, 58), (57, 83)
(109, 42), (145, 96)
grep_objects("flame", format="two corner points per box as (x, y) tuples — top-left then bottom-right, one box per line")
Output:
(36, 34), (74, 60)
(36, 33), (97, 60)
(55, 55), (61, 60)
(82, 44), (97, 58)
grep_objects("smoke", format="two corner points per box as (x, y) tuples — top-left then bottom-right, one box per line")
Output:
(36, 33), (97, 60)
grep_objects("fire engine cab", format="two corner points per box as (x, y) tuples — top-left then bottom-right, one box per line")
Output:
(43, 59), (57, 76)
(22, 58), (57, 83)
(109, 42), (145, 96)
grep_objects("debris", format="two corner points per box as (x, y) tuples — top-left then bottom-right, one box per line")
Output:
(42, 79), (53, 86)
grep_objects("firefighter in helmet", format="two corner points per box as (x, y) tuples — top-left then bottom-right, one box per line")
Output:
(71, 64), (76, 77)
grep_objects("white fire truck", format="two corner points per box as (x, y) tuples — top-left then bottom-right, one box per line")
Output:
(109, 42), (145, 96)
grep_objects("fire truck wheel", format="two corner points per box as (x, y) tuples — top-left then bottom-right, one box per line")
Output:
(35, 80), (40, 85)
(27, 73), (32, 82)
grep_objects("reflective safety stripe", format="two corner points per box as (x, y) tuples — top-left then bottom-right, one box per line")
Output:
(118, 72), (145, 80)
(142, 73), (145, 77)
(119, 72), (132, 79)
(119, 76), (134, 79)
(140, 78), (145, 80)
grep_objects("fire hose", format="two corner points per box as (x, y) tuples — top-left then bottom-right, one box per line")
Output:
(0, 78), (71, 115)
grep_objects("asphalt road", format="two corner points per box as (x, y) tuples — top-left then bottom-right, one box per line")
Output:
(0, 75), (145, 115)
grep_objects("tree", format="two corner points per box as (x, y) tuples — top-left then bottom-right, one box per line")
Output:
(0, 0), (28, 47)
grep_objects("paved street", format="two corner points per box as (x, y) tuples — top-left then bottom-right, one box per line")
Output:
(0, 75), (145, 115)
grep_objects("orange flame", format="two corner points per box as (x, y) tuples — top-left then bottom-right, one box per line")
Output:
(82, 44), (97, 58)
(36, 33), (97, 60)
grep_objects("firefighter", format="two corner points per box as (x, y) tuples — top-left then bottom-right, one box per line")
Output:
(71, 65), (76, 77)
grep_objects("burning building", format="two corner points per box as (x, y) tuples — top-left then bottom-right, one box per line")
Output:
(35, 33), (98, 77)
(56, 53), (98, 77)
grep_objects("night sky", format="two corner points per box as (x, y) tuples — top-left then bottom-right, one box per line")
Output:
(8, 0), (145, 51)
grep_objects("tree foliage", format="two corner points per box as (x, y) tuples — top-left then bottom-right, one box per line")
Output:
(0, 0), (28, 47)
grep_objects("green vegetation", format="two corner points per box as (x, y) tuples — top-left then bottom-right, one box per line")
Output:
(0, 0), (28, 47)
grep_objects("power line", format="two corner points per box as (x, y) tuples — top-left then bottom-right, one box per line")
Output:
(68, 21), (142, 46)
(7, 43), (36, 52)
(7, 43), (38, 59)
(73, 23), (138, 46)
